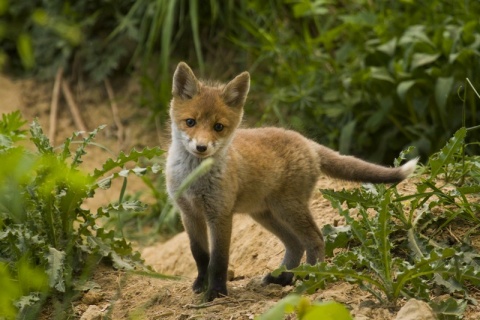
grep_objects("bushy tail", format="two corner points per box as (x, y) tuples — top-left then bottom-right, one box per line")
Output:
(317, 145), (418, 183)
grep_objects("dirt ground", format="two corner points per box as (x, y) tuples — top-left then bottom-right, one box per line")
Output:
(2, 74), (480, 319)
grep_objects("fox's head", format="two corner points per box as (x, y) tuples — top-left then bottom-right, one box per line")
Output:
(170, 62), (250, 158)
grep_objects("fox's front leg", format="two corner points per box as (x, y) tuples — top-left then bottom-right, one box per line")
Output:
(178, 200), (210, 293)
(204, 215), (233, 301)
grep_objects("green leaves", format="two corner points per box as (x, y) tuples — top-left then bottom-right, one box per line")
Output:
(29, 119), (53, 154)
(245, 0), (480, 163)
(314, 183), (480, 305)
(0, 260), (48, 319)
(92, 147), (164, 180)
(281, 129), (480, 317)
(0, 111), (27, 150)
(0, 112), (167, 316)
(16, 33), (35, 69)
(435, 77), (454, 111)
(47, 247), (66, 292)
(98, 201), (147, 216)
(321, 224), (351, 257)
(432, 298), (468, 319)
(428, 127), (467, 180)
(257, 294), (352, 320)
(397, 80), (416, 102)
(410, 53), (441, 70)
(290, 0), (329, 18)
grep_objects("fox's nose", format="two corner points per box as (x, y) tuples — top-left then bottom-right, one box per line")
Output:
(196, 145), (207, 153)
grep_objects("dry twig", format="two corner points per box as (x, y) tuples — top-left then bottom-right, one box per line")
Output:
(48, 67), (64, 144)
(61, 80), (88, 134)
(447, 226), (461, 244)
(185, 298), (256, 309)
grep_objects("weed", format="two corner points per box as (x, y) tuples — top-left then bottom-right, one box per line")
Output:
(270, 127), (480, 318)
(257, 294), (352, 320)
(0, 111), (163, 316)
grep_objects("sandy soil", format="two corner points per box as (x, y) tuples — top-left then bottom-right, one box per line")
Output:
(2, 74), (480, 319)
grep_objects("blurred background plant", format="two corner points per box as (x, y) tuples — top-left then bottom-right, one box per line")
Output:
(238, 0), (480, 162)
(2, 0), (479, 162)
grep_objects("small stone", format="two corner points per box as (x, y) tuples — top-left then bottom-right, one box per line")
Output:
(81, 290), (103, 305)
(395, 299), (436, 320)
(79, 305), (104, 320)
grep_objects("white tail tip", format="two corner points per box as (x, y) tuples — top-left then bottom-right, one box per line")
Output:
(400, 157), (419, 178)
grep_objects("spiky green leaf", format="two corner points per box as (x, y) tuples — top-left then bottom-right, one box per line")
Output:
(29, 119), (53, 154)
(72, 125), (106, 167)
(428, 127), (467, 179)
(47, 247), (66, 292)
(95, 163), (161, 190)
(92, 147), (164, 179)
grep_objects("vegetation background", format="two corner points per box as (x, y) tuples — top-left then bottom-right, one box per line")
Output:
(1, 0), (480, 319)
(2, 0), (479, 162)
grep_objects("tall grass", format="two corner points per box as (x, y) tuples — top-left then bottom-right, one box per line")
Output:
(126, 0), (241, 118)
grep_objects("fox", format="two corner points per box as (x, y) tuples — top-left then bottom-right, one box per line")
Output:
(165, 62), (418, 302)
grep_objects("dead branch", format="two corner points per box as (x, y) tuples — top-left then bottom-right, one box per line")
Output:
(48, 67), (64, 144)
(61, 80), (88, 134)
(185, 298), (255, 309)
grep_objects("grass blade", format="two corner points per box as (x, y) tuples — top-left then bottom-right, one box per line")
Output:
(189, 0), (204, 75)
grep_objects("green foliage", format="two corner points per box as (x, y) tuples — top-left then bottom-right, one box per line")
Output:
(2, 1), (480, 163)
(0, 0), (243, 118)
(0, 111), (164, 316)
(3, 1), (477, 164)
(1, 0), (135, 79)
(256, 294), (352, 320)
(0, 259), (48, 319)
(128, 0), (242, 118)
(236, 0), (480, 163)
(277, 127), (480, 318)
(0, 110), (27, 150)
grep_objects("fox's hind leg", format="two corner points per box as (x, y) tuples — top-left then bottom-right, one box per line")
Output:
(269, 198), (325, 269)
(252, 210), (305, 286)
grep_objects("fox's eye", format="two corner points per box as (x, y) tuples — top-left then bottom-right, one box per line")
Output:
(213, 123), (224, 132)
(186, 119), (196, 127)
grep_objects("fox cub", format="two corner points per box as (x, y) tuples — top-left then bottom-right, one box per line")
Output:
(166, 62), (417, 301)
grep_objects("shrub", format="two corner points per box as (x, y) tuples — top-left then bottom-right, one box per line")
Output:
(276, 127), (480, 318)
(0, 111), (163, 316)
(239, 0), (480, 163)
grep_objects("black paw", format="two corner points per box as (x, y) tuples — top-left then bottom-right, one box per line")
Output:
(192, 276), (207, 293)
(203, 285), (228, 302)
(262, 271), (294, 286)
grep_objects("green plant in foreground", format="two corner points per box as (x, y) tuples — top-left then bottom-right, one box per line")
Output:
(256, 294), (352, 320)
(0, 111), (164, 316)
(0, 260), (48, 319)
(272, 127), (480, 318)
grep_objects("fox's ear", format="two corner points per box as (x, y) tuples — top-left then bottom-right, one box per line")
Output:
(222, 72), (250, 108)
(172, 62), (199, 99)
